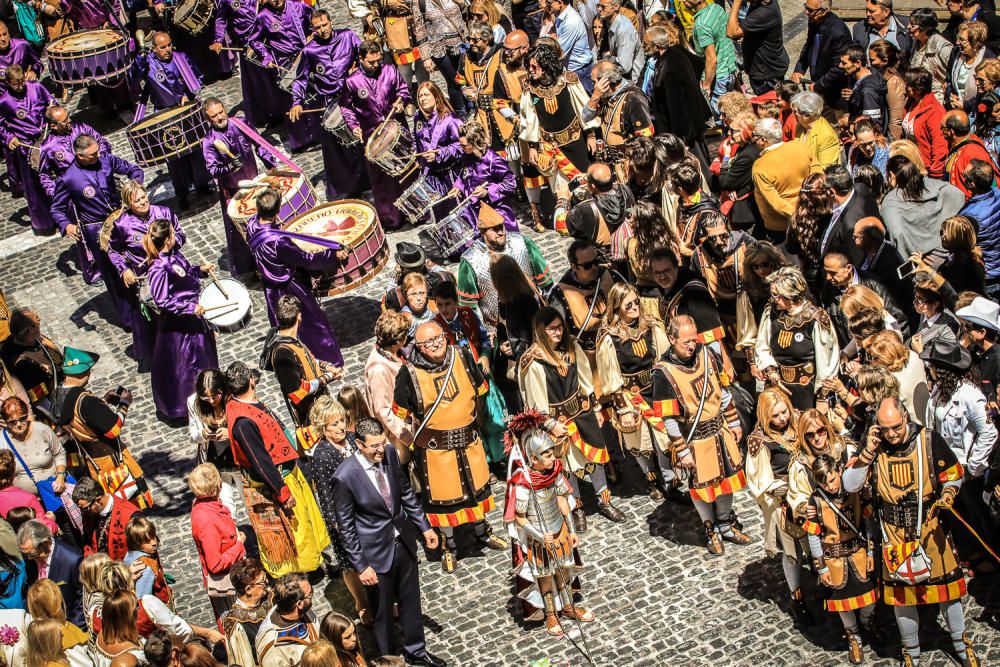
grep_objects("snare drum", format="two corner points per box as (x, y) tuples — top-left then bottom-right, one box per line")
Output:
(173, 0), (214, 34)
(282, 200), (388, 297)
(127, 103), (210, 167)
(429, 204), (473, 258)
(227, 168), (317, 238)
(199, 277), (253, 333)
(322, 105), (359, 147)
(46, 29), (133, 86)
(365, 119), (415, 177)
(394, 174), (441, 224)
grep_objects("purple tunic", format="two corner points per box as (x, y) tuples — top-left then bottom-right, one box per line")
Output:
(245, 216), (344, 365)
(38, 123), (112, 283)
(147, 250), (219, 420)
(107, 205), (185, 277)
(413, 109), (463, 188)
(201, 119), (276, 275)
(294, 28), (366, 198)
(214, 0), (257, 44)
(0, 39), (43, 93)
(213, 0), (271, 126)
(60, 0), (122, 28)
(0, 82), (56, 235)
(456, 149), (518, 232)
(51, 155), (144, 332)
(340, 64), (412, 229)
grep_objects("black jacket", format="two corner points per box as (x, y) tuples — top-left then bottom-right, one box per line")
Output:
(819, 183), (881, 267)
(944, 8), (1000, 55)
(711, 142), (763, 229)
(25, 539), (85, 629)
(851, 15), (913, 64)
(650, 46), (711, 143)
(794, 14), (853, 106)
(848, 71), (889, 136)
(820, 270), (911, 346)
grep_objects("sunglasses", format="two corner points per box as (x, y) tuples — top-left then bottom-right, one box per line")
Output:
(574, 259), (599, 270)
(751, 262), (772, 270)
(623, 299), (640, 309)
(5, 416), (28, 425)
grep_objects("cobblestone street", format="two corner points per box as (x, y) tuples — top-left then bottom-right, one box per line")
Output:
(2, 4), (1000, 665)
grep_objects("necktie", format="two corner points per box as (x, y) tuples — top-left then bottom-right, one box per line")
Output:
(38, 561), (48, 580)
(374, 465), (392, 511)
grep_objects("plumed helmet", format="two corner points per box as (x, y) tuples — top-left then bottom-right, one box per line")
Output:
(521, 428), (556, 459)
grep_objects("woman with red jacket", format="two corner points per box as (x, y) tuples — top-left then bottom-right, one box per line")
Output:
(902, 68), (949, 178)
(189, 462), (246, 625)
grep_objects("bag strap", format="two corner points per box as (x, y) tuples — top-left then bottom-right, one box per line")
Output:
(915, 429), (925, 537)
(685, 347), (712, 446)
(1, 430), (38, 485)
(411, 348), (457, 443)
(815, 488), (863, 537)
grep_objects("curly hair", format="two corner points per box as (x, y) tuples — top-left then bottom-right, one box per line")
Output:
(789, 172), (834, 264)
(529, 43), (563, 82)
(930, 365), (973, 404)
(742, 241), (787, 299)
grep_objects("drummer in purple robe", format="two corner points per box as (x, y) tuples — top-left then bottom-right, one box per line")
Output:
(51, 134), (145, 334)
(38, 106), (113, 285)
(105, 180), (185, 362)
(448, 120), (519, 233)
(149, 0), (233, 83)
(0, 20), (42, 196)
(249, 0), (317, 151)
(339, 39), (414, 231)
(288, 9), (368, 200)
(413, 80), (463, 197)
(201, 97), (277, 277)
(143, 217), (220, 423)
(0, 66), (56, 236)
(245, 187), (346, 366)
(134, 31), (214, 211)
(210, 0), (274, 127)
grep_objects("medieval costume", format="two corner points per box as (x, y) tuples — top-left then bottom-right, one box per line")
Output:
(264, 333), (334, 429)
(255, 608), (319, 667)
(582, 78), (654, 182)
(651, 345), (748, 553)
(565, 184), (636, 257)
(83, 494), (142, 561)
(691, 226), (754, 344)
(755, 301), (840, 411)
(227, 396), (331, 577)
(458, 41), (510, 153)
(455, 148), (519, 232)
(221, 590), (273, 667)
(1, 331), (63, 419)
(0, 36), (42, 195)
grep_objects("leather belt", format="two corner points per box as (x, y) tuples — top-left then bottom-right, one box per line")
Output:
(539, 117), (582, 147)
(681, 414), (723, 440)
(415, 423), (476, 451)
(881, 499), (931, 529)
(477, 93), (494, 110)
(623, 368), (653, 394)
(822, 538), (864, 559)
(779, 362), (815, 386)
(550, 392), (590, 421)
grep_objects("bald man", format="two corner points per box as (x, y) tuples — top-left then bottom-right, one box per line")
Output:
(942, 108), (1000, 198)
(391, 320), (507, 572)
(565, 162), (636, 253)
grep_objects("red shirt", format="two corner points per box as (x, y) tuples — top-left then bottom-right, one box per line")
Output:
(903, 93), (949, 178)
(190, 497), (246, 588)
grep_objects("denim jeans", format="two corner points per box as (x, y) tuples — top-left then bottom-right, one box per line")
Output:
(709, 70), (738, 123)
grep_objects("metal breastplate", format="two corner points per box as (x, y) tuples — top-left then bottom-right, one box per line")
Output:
(524, 485), (566, 531)
(466, 235), (532, 327)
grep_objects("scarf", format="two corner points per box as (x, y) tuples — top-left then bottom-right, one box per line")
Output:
(503, 459), (564, 523)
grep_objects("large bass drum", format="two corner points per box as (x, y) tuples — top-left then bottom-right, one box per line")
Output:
(282, 200), (388, 297)
(227, 168), (317, 238)
(45, 29), (133, 86)
(126, 103), (210, 167)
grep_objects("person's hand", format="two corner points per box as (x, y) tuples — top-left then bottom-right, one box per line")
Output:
(590, 74), (611, 103)
(7, 138), (20, 151)
(237, 530), (247, 543)
(478, 356), (490, 375)
(595, 408), (605, 428)
(840, 88), (852, 100)
(122, 268), (138, 287)
(767, 482), (788, 498)
(527, 145), (539, 166)
(423, 529), (439, 549)
(765, 368), (781, 386)
(447, 187), (461, 200)
(910, 333), (924, 354)
(359, 566), (378, 586)
(499, 341), (512, 357)
(568, 532), (579, 548)
(423, 59), (437, 73)
(586, 134), (597, 155)
(129, 560), (145, 581)
(289, 104), (303, 121)
(865, 424), (881, 453)
(790, 71), (803, 84)
(908, 252), (931, 274)
(471, 185), (488, 199)
(844, 359), (861, 377)
(950, 93), (962, 110)
(322, 363), (344, 379)
(421, 149), (438, 162)
(51, 477), (65, 494)
(818, 570), (833, 587)
(65, 223), (81, 241)
(153, 1), (165, 11)
(677, 452), (695, 469)
(619, 412), (637, 431)
(866, 553), (875, 573)
(119, 388), (133, 406)
(352, 127), (363, 141)
(821, 377), (847, 399)
(194, 304), (206, 316)
(543, 531), (555, 546)
(550, 421), (568, 438)
(282, 495), (297, 511)
(750, 363), (763, 381)
(335, 248), (349, 262)
(731, 426), (742, 443)
(209, 42), (223, 53)
(463, 86), (477, 101)
(805, 503), (817, 519)
(24, 70), (37, 82)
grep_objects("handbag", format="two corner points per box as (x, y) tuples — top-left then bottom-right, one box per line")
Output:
(880, 431), (933, 585)
(79, 443), (140, 503)
(2, 430), (75, 513)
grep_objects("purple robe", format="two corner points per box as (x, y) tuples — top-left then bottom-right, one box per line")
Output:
(147, 250), (219, 420)
(38, 123), (112, 284)
(250, 0), (317, 150)
(59, 0), (120, 28)
(340, 64), (412, 229)
(51, 155), (145, 332)
(0, 38), (41, 195)
(135, 51), (212, 196)
(213, 0), (271, 126)
(413, 109), (463, 191)
(201, 119), (276, 275)
(294, 28), (366, 198)
(456, 149), (519, 232)
(245, 216), (343, 365)
(169, 24), (233, 84)
(0, 82), (56, 235)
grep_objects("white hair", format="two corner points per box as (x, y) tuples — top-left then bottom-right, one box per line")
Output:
(791, 91), (824, 119)
(753, 118), (783, 145)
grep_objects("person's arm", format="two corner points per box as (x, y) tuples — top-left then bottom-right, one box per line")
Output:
(525, 237), (554, 290)
(753, 307), (777, 371)
(964, 389), (997, 478)
(392, 448), (430, 531)
(332, 471), (369, 572)
(43, 427), (67, 475)
(79, 393), (127, 440)
(456, 258), (481, 310)
(50, 177), (73, 234)
(272, 347), (326, 408)
(108, 154), (145, 183)
(232, 417), (291, 503)
(702, 42), (717, 90)
(291, 49), (310, 108)
(726, 0), (744, 39)
(794, 25), (811, 76)
(133, 563), (155, 598)
(249, 15), (276, 67)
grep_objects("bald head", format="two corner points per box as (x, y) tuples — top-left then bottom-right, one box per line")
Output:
(854, 216), (885, 250)
(587, 163), (613, 192)
(414, 321), (447, 362)
(943, 110), (971, 138)
(876, 396), (908, 445)
(504, 29), (529, 50)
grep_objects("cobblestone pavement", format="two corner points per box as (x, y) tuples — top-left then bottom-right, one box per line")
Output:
(2, 5), (1000, 666)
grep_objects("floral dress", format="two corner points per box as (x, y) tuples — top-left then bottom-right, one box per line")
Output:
(310, 433), (357, 570)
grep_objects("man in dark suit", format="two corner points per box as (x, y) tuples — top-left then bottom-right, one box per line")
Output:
(851, 0), (913, 63)
(818, 166), (881, 268)
(792, 0), (853, 111)
(821, 251), (912, 345)
(854, 217), (917, 332)
(333, 417), (445, 667)
(17, 519), (85, 629)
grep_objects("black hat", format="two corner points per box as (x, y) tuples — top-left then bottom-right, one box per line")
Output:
(395, 242), (426, 270)
(919, 338), (972, 373)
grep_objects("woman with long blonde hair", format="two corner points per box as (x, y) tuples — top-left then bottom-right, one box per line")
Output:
(745, 388), (810, 621)
(519, 307), (626, 530)
(25, 618), (68, 667)
(596, 283), (675, 502)
(25, 580), (88, 667)
(787, 409), (851, 522)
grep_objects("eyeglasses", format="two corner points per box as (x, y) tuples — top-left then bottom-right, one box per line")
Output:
(481, 224), (504, 233)
(751, 262), (772, 270)
(416, 334), (446, 348)
(544, 323), (564, 334)
(879, 420), (906, 434)
(5, 416), (28, 425)
(574, 259), (599, 270)
(803, 429), (825, 440)
(250, 578), (269, 589)
(623, 299), (640, 309)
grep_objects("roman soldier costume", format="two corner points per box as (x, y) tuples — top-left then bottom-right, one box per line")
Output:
(755, 301), (840, 411)
(227, 397), (330, 577)
(222, 590), (273, 667)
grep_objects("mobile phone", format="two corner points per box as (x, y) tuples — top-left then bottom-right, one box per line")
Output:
(115, 385), (127, 395)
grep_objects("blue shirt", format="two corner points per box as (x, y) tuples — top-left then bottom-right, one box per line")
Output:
(555, 4), (593, 73)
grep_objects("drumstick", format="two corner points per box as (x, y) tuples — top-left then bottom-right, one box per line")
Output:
(213, 139), (239, 161)
(206, 267), (230, 299)
(286, 108), (326, 116)
(207, 305), (240, 320)
(202, 300), (239, 313)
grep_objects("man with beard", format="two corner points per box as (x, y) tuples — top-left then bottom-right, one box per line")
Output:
(457, 215), (553, 335)
(202, 98), (278, 278)
(0, 66), (55, 235)
(459, 21), (509, 154)
(519, 42), (599, 233)
(340, 39), (414, 230)
(250, 0), (318, 151)
(690, 211), (755, 350)
(134, 32), (214, 211)
(255, 573), (320, 667)
(565, 163), (635, 256)
(493, 29), (546, 231)
(582, 61), (654, 184)
(392, 321), (508, 573)
(288, 10), (368, 200)
(651, 315), (749, 555)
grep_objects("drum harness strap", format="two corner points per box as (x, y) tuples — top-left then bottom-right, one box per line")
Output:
(409, 348), (457, 445)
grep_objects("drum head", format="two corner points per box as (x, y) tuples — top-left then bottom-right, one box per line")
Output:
(200, 278), (252, 329)
(174, 0), (199, 19)
(228, 169), (306, 222)
(283, 200), (378, 253)
(366, 120), (400, 156)
(47, 29), (126, 53)
(130, 103), (195, 132)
